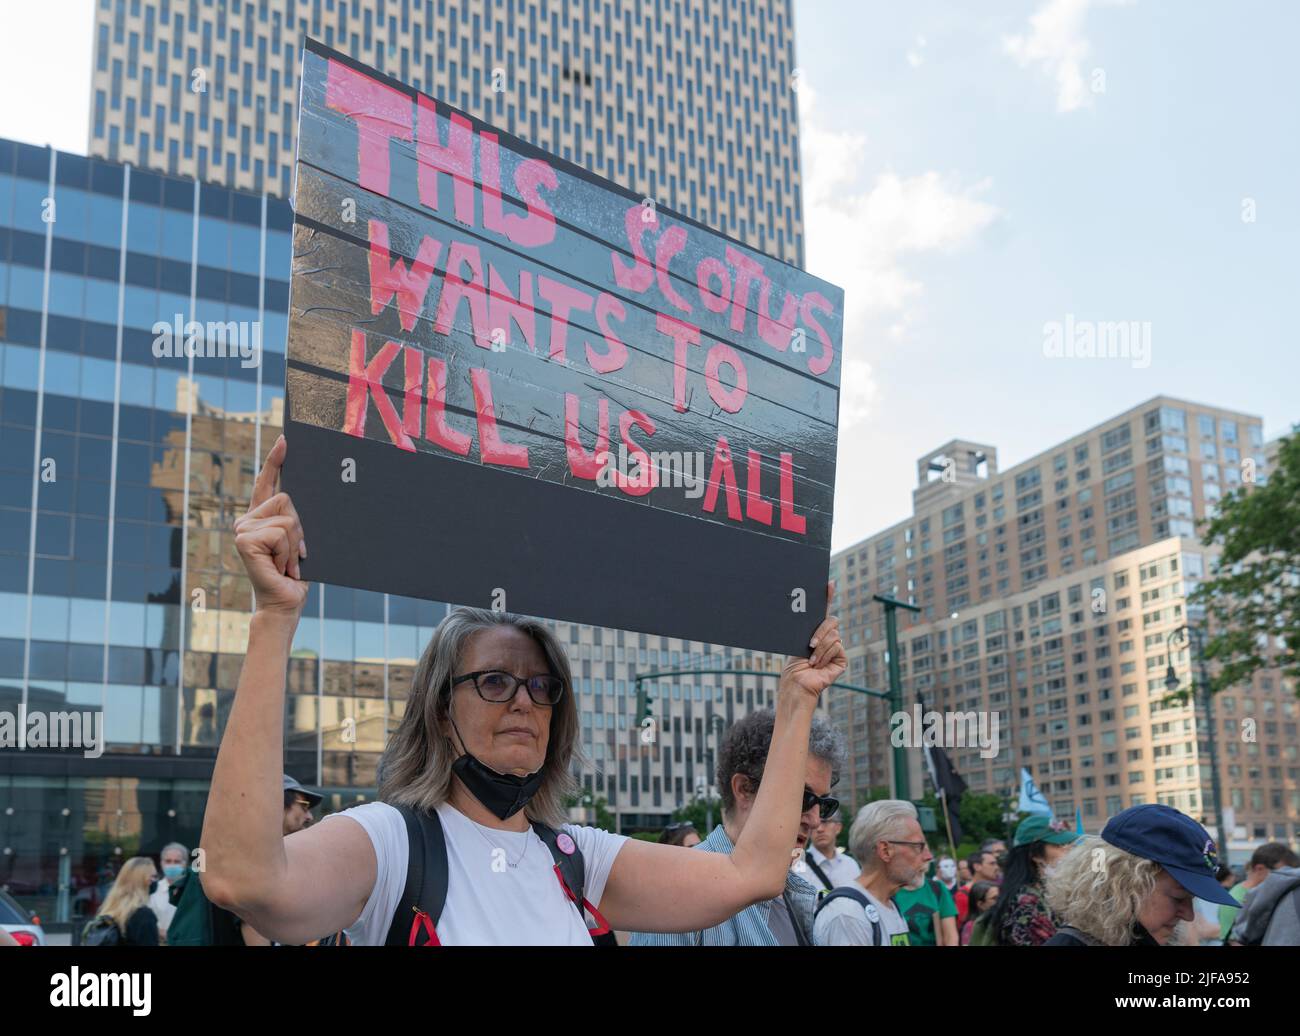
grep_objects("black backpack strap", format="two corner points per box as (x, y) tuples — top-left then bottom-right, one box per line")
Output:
(383, 804), (449, 946)
(532, 823), (586, 905)
(804, 851), (833, 890)
(532, 822), (615, 945)
(814, 886), (882, 946)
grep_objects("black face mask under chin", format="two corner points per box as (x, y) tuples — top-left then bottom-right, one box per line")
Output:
(448, 714), (544, 821)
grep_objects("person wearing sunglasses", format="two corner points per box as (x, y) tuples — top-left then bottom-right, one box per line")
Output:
(813, 800), (933, 946)
(630, 707), (847, 946)
(199, 439), (846, 946)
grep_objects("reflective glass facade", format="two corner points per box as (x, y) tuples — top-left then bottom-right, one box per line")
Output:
(0, 139), (814, 923)
(0, 138), (449, 922)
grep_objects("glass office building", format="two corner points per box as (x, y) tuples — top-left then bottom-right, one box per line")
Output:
(0, 136), (801, 924)
(0, 137), (453, 923)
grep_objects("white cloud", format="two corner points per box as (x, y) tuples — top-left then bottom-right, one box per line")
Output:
(798, 82), (999, 426)
(0, 0), (95, 152)
(1003, 0), (1134, 113)
(907, 34), (927, 68)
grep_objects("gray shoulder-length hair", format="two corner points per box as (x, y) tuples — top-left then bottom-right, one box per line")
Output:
(378, 608), (584, 829)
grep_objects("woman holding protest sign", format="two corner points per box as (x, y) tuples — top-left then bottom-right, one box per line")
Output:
(200, 436), (845, 945)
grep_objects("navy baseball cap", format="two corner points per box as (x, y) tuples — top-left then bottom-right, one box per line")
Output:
(1101, 804), (1238, 906)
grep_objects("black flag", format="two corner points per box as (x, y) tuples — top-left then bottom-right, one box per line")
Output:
(919, 695), (969, 845)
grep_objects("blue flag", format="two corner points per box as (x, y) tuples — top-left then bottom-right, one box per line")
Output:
(1075, 808), (1084, 835)
(1018, 767), (1052, 817)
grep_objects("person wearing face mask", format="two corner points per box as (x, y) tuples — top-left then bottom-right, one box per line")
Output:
(81, 857), (161, 946)
(893, 858), (959, 946)
(935, 856), (959, 897)
(148, 842), (189, 940)
(1043, 804), (1239, 946)
(199, 440), (847, 946)
(975, 815), (1079, 946)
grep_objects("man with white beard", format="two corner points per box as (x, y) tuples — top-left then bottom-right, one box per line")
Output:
(893, 855), (960, 946)
(812, 800), (932, 946)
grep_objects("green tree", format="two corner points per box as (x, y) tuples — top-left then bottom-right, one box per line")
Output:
(564, 794), (615, 831)
(916, 791), (1013, 860)
(1191, 432), (1300, 695)
(957, 792), (1011, 846)
(672, 796), (725, 834)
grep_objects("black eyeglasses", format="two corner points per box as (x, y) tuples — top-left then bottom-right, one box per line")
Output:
(452, 670), (565, 706)
(802, 789), (840, 821)
(885, 840), (929, 853)
(664, 822), (696, 832)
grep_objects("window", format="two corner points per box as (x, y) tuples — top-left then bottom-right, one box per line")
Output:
(1102, 424), (1132, 453)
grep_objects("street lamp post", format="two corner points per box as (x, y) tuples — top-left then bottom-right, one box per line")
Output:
(1164, 624), (1228, 857)
(873, 593), (922, 800)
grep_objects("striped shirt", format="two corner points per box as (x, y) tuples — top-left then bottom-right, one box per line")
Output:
(628, 824), (819, 946)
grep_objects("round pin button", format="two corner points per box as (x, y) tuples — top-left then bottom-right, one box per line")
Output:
(556, 832), (577, 855)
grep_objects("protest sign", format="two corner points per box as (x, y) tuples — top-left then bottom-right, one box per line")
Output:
(283, 40), (844, 655)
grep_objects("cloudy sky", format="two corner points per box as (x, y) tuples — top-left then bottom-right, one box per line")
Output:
(1, 0), (1295, 551)
(794, 0), (1298, 548)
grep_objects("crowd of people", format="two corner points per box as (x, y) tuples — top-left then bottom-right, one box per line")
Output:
(11, 437), (1296, 950)
(57, 778), (1300, 949)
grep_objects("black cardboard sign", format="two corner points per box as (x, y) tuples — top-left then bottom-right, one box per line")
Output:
(283, 39), (844, 656)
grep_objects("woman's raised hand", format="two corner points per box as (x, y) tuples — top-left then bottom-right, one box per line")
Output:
(234, 435), (309, 618)
(779, 581), (846, 702)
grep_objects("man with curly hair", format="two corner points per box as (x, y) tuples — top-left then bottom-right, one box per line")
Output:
(630, 708), (846, 946)
(1043, 804), (1239, 945)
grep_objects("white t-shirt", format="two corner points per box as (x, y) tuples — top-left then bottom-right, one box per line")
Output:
(813, 884), (911, 946)
(324, 801), (628, 945)
(805, 846), (862, 891)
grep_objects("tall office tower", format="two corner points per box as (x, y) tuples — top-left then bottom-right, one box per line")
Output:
(829, 399), (1299, 861)
(89, 0), (805, 265)
(2, 1), (812, 924)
